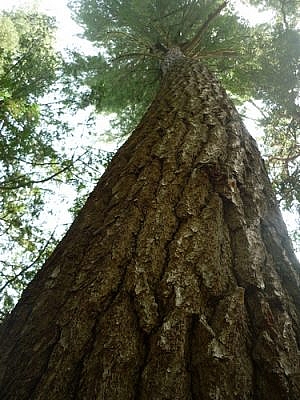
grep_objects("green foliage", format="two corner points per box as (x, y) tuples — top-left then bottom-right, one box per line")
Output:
(0, 11), (60, 177)
(0, 15), (19, 61)
(249, 25), (299, 213)
(67, 0), (250, 132)
(68, 147), (115, 217)
(242, 0), (299, 221)
(67, 0), (299, 230)
(0, 9), (62, 318)
(0, 8), (114, 319)
(246, 0), (299, 19)
(0, 230), (57, 320)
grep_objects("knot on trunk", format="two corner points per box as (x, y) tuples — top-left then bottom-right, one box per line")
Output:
(160, 47), (185, 76)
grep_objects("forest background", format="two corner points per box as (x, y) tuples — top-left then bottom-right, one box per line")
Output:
(0, 0), (299, 319)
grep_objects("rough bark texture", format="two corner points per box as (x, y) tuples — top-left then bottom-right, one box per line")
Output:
(0, 56), (300, 400)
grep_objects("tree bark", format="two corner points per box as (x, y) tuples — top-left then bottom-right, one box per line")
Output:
(0, 56), (300, 400)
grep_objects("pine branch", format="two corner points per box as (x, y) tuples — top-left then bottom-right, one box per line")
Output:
(248, 99), (269, 120)
(151, 3), (186, 23)
(111, 51), (161, 64)
(106, 30), (152, 49)
(0, 40), (37, 83)
(0, 230), (56, 294)
(182, 1), (228, 55)
(194, 49), (238, 59)
(268, 152), (300, 163)
(0, 152), (89, 190)
(279, 0), (289, 30)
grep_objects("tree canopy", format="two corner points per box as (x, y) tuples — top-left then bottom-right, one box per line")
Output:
(67, 0), (299, 222)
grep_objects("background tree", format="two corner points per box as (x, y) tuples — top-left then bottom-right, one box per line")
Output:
(0, 1), (300, 398)
(0, 9), (62, 315)
(0, 8), (113, 318)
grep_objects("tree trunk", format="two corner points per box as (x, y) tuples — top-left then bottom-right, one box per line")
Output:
(1, 56), (300, 400)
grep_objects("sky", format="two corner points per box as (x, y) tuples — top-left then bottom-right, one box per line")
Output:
(1, 0), (298, 257)
(0, 0), (94, 52)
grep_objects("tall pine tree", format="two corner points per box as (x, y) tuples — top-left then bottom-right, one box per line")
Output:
(0, 1), (299, 398)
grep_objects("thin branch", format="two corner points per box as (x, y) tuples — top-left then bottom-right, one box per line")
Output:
(22, 164), (73, 184)
(106, 30), (152, 50)
(80, 159), (103, 174)
(9, 156), (63, 167)
(279, 0), (289, 30)
(182, 1), (228, 55)
(0, 151), (90, 190)
(193, 49), (238, 59)
(178, 0), (201, 42)
(248, 99), (269, 120)
(0, 163), (72, 190)
(0, 41), (36, 82)
(111, 51), (161, 64)
(150, 3), (186, 23)
(268, 152), (300, 163)
(268, 141), (300, 166)
(239, 113), (260, 122)
(0, 230), (57, 294)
